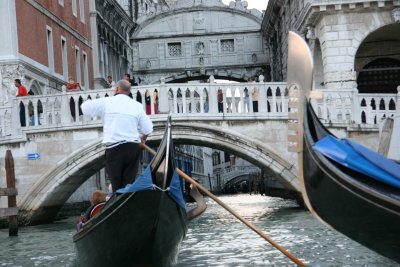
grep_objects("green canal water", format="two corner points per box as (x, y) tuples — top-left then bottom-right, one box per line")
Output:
(0, 195), (397, 266)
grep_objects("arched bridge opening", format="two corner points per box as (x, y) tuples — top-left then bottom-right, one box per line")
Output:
(19, 122), (299, 225)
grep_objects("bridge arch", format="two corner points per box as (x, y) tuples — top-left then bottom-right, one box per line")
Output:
(19, 122), (299, 225)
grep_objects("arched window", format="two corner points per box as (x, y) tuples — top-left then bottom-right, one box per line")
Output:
(360, 98), (366, 107)
(357, 58), (400, 93)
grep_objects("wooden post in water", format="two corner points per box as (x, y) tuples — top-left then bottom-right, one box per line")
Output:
(5, 150), (18, 236)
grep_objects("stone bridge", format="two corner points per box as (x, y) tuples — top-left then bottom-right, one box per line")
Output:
(0, 80), (395, 224)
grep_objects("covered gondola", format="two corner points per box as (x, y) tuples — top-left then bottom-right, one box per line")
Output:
(287, 31), (400, 264)
(73, 118), (187, 267)
(302, 100), (400, 263)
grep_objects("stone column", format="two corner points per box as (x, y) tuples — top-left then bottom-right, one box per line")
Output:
(10, 95), (19, 135)
(158, 43), (165, 69)
(89, 0), (102, 88)
(61, 86), (70, 124)
(208, 76), (218, 114)
(158, 77), (169, 113)
(258, 80), (267, 113)
(397, 85), (400, 117)
(0, 0), (18, 61)
(210, 40), (219, 65)
(352, 86), (360, 124)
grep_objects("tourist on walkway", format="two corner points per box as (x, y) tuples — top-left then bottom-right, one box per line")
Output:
(250, 77), (258, 112)
(124, 73), (137, 86)
(26, 90), (42, 126)
(154, 89), (159, 114)
(81, 80), (153, 192)
(66, 77), (82, 121)
(28, 100), (34, 126)
(145, 90), (151, 115)
(66, 77), (81, 91)
(15, 79), (28, 127)
(217, 87), (223, 113)
(106, 75), (115, 88)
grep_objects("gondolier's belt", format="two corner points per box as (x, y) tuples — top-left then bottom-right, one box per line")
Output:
(105, 140), (139, 149)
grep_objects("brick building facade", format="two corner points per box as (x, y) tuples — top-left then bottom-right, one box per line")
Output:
(0, 0), (93, 104)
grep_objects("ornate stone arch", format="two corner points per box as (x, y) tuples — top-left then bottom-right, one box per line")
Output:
(28, 79), (43, 95)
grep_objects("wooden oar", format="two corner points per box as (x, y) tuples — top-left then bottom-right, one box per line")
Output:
(141, 143), (306, 266)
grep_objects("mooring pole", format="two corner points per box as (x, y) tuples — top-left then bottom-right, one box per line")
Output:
(5, 150), (18, 236)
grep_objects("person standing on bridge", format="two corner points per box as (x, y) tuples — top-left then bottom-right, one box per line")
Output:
(250, 77), (258, 112)
(81, 80), (153, 192)
(15, 79), (28, 127)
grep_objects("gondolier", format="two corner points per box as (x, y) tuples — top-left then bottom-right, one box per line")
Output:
(81, 79), (153, 192)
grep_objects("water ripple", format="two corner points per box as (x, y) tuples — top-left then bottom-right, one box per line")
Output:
(0, 195), (397, 266)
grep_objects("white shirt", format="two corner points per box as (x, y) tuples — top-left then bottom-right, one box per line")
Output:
(81, 94), (153, 146)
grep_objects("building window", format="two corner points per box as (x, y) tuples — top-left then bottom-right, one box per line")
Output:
(221, 39), (234, 53)
(82, 52), (89, 90)
(357, 58), (400, 94)
(168, 42), (182, 57)
(61, 37), (68, 80)
(224, 152), (230, 163)
(46, 27), (54, 73)
(75, 47), (81, 84)
(58, 0), (64, 6)
(79, 0), (85, 23)
(212, 153), (220, 166)
(72, 0), (77, 16)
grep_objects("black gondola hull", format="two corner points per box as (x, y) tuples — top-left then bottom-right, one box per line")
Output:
(73, 190), (187, 267)
(302, 103), (400, 263)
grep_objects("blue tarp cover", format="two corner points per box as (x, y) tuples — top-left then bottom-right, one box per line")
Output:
(167, 170), (186, 209)
(116, 165), (186, 209)
(117, 166), (155, 194)
(313, 135), (400, 188)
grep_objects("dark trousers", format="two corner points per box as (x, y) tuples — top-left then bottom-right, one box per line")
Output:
(19, 104), (26, 127)
(218, 102), (223, 113)
(253, 101), (258, 112)
(105, 142), (142, 192)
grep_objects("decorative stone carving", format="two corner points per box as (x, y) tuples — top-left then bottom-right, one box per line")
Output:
(199, 56), (204, 65)
(193, 12), (205, 30)
(1, 64), (25, 104)
(392, 8), (400, 22)
(221, 39), (235, 53)
(195, 41), (205, 55)
(142, 75), (151, 85)
(4, 110), (11, 136)
(251, 53), (257, 63)
(306, 26), (316, 40)
(146, 60), (152, 69)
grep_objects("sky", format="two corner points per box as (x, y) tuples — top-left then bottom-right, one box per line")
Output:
(221, 0), (269, 11)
